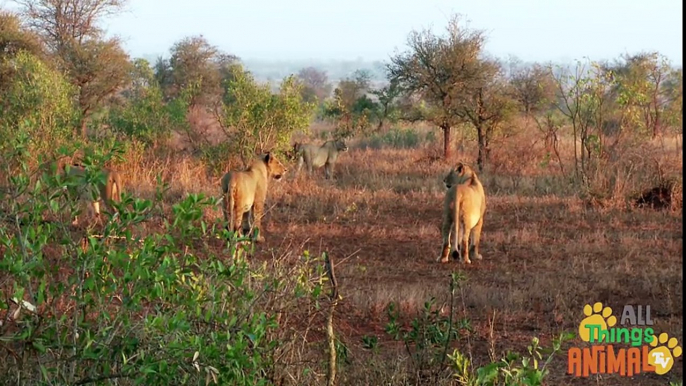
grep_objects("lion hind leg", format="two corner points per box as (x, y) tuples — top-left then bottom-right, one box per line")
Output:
(252, 200), (265, 243)
(461, 225), (472, 264)
(437, 217), (452, 263)
(241, 211), (252, 237)
(470, 216), (484, 261)
(324, 162), (333, 180)
(295, 156), (304, 178)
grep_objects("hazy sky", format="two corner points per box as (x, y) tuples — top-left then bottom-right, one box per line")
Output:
(7, 0), (684, 65)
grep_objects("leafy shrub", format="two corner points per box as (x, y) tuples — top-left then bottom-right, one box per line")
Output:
(0, 143), (328, 385)
(218, 66), (315, 166)
(0, 50), (77, 169)
(107, 84), (188, 147)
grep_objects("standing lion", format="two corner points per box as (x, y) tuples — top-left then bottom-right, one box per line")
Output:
(437, 162), (487, 264)
(292, 139), (348, 180)
(220, 152), (287, 243)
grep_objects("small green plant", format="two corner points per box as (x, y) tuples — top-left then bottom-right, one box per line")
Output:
(0, 142), (328, 385)
(362, 335), (379, 350)
(449, 332), (575, 386)
(383, 273), (470, 382)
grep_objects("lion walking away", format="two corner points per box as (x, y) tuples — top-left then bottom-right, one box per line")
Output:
(437, 162), (487, 264)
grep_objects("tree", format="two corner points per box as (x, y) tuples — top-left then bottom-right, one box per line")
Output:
(64, 38), (131, 137)
(160, 35), (239, 108)
(106, 58), (189, 147)
(457, 67), (519, 168)
(322, 69), (378, 138)
(388, 15), (489, 160)
(507, 58), (556, 116)
(662, 68), (682, 135)
(551, 60), (614, 183)
(218, 65), (315, 166)
(0, 50), (76, 166)
(606, 52), (674, 138)
(13, 0), (132, 139)
(14, 0), (126, 48)
(388, 14), (511, 168)
(0, 10), (45, 60)
(336, 69), (371, 110)
(128, 58), (156, 95)
(370, 78), (402, 131)
(297, 66), (332, 103)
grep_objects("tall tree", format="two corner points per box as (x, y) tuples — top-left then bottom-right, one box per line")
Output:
(297, 66), (332, 103)
(13, 0), (132, 139)
(388, 14), (506, 166)
(335, 69), (371, 110)
(388, 15), (485, 160)
(605, 52), (674, 138)
(0, 10), (45, 59)
(456, 65), (518, 169)
(507, 58), (556, 116)
(159, 35), (239, 108)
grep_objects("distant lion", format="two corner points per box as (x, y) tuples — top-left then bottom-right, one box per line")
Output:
(437, 162), (487, 264)
(62, 163), (123, 226)
(293, 139), (348, 180)
(220, 152), (287, 243)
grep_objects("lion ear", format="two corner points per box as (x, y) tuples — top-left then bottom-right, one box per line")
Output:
(455, 163), (464, 173)
(264, 152), (272, 162)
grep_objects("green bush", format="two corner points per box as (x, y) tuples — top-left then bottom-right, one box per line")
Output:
(0, 50), (77, 167)
(368, 273), (573, 386)
(220, 66), (315, 166)
(0, 143), (328, 385)
(106, 85), (187, 147)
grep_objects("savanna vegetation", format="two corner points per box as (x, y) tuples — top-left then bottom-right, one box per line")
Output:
(0, 1), (682, 385)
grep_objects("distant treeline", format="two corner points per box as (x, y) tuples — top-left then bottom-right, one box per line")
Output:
(141, 54), (388, 84)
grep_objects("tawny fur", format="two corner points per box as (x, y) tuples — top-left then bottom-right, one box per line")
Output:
(293, 139), (348, 180)
(220, 152), (287, 243)
(437, 163), (487, 264)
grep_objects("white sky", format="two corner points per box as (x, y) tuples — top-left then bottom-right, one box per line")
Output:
(4, 0), (684, 65)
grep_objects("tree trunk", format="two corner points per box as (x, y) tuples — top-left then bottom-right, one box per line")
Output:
(476, 123), (485, 172)
(80, 105), (90, 141)
(442, 124), (452, 159)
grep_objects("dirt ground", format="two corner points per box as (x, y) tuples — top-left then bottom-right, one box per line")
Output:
(215, 145), (683, 386)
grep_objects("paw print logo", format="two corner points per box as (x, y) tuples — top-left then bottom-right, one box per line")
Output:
(648, 332), (682, 375)
(578, 302), (617, 343)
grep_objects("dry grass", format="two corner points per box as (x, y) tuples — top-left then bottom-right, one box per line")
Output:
(109, 123), (682, 385)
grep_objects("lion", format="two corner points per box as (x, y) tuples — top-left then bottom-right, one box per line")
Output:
(220, 152), (287, 243)
(437, 162), (487, 264)
(61, 163), (123, 226)
(292, 139), (348, 180)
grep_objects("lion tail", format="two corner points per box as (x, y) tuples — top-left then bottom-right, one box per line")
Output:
(112, 172), (123, 203)
(226, 179), (237, 234)
(452, 188), (460, 259)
